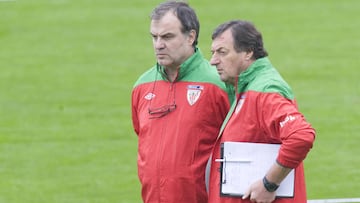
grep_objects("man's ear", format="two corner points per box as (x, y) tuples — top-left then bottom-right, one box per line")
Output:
(188, 29), (196, 45)
(245, 51), (254, 60)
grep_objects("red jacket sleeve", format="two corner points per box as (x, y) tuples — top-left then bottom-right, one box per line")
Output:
(260, 93), (315, 168)
(131, 87), (140, 136)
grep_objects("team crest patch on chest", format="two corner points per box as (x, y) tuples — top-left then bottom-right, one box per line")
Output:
(235, 95), (246, 114)
(187, 85), (203, 106)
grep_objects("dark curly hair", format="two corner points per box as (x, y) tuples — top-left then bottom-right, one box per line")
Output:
(212, 20), (268, 59)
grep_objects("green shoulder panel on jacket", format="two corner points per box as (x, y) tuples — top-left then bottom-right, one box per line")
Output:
(239, 57), (294, 100)
(181, 58), (225, 87)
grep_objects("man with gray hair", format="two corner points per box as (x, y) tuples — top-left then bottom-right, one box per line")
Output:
(131, 1), (233, 202)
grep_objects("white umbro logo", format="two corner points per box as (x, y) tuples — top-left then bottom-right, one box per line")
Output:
(144, 92), (155, 100)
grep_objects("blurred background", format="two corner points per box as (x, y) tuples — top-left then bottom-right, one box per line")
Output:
(0, 0), (359, 202)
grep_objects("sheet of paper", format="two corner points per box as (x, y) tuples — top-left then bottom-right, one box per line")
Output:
(219, 142), (294, 197)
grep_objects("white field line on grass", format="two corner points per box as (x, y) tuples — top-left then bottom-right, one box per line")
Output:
(308, 198), (360, 203)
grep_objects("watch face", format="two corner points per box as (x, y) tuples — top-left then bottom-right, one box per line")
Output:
(268, 183), (278, 191)
(263, 177), (279, 192)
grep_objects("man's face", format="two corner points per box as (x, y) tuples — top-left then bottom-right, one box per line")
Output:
(210, 29), (251, 85)
(150, 11), (195, 69)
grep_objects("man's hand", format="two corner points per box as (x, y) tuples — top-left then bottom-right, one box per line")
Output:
(242, 179), (276, 203)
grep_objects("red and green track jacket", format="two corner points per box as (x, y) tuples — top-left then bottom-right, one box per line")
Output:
(208, 57), (315, 203)
(132, 49), (233, 203)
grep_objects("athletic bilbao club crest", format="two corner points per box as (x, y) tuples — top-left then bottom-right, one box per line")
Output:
(187, 85), (203, 106)
(235, 95), (246, 114)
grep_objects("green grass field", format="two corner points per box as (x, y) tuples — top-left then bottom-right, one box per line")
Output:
(1, 0), (359, 202)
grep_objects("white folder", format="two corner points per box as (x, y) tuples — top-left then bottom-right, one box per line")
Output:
(217, 142), (294, 197)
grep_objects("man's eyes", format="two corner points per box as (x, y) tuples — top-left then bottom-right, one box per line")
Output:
(152, 35), (175, 40)
(162, 35), (174, 40)
(212, 50), (227, 55)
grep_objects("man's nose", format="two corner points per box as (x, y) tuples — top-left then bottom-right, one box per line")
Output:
(154, 38), (165, 49)
(210, 55), (219, 66)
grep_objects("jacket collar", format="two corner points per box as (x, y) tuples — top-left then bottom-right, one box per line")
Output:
(236, 57), (271, 93)
(156, 47), (202, 81)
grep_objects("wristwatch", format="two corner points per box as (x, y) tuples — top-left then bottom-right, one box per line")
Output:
(263, 176), (279, 192)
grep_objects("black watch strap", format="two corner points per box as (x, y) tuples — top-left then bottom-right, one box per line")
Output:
(263, 176), (279, 192)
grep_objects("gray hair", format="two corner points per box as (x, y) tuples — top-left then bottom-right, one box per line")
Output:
(151, 1), (200, 47)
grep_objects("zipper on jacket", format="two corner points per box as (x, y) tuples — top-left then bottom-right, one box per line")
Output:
(155, 80), (176, 202)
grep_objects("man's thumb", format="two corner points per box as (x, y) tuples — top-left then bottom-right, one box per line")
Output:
(242, 190), (250, 199)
